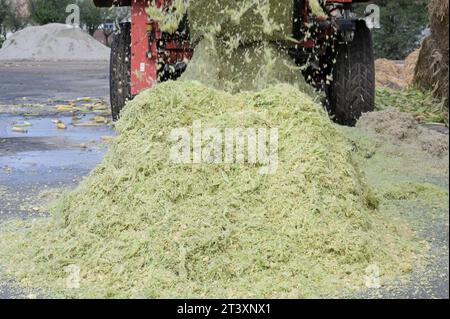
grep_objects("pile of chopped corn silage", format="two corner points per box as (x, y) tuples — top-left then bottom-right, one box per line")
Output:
(0, 0), (421, 298)
(0, 82), (418, 298)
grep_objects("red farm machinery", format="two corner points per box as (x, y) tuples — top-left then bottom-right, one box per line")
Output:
(93, 0), (375, 126)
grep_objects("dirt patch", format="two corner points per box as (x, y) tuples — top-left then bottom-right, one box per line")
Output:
(357, 109), (449, 158)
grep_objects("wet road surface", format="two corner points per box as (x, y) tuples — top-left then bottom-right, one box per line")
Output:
(0, 61), (112, 298)
(0, 61), (109, 105)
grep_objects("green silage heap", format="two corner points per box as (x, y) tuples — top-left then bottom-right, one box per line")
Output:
(0, 82), (417, 298)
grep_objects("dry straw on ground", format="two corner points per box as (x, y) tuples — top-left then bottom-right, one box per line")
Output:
(414, 0), (449, 107)
(375, 50), (419, 90)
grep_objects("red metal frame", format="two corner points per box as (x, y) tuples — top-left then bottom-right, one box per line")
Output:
(129, 0), (193, 95)
(131, 0), (157, 95)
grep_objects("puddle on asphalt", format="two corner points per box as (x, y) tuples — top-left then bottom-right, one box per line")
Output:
(0, 114), (116, 171)
(0, 149), (107, 170)
(1, 115), (113, 139)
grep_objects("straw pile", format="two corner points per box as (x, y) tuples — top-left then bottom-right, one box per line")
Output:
(375, 59), (406, 89)
(403, 50), (420, 85)
(375, 50), (419, 90)
(414, 0), (449, 107)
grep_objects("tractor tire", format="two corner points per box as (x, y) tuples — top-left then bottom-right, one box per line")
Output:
(110, 22), (132, 121)
(327, 21), (375, 126)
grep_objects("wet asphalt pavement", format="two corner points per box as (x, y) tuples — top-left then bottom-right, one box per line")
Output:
(0, 61), (109, 105)
(0, 61), (113, 298)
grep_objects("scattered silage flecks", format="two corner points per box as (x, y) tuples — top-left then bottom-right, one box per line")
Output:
(52, 98), (110, 115)
(376, 87), (449, 126)
(4, 98), (112, 134)
(0, 184), (65, 218)
(381, 182), (448, 206)
(0, 81), (420, 298)
(149, 0), (327, 42)
(180, 38), (315, 95)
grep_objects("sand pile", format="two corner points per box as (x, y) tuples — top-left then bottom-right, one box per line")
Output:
(0, 81), (417, 298)
(0, 23), (110, 61)
(375, 50), (419, 90)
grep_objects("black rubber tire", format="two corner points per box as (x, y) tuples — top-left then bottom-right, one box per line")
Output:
(327, 21), (375, 126)
(110, 22), (132, 121)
